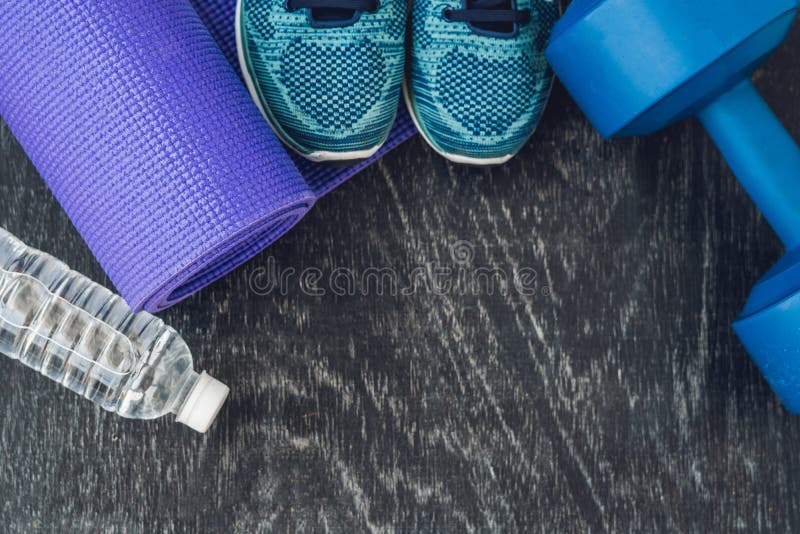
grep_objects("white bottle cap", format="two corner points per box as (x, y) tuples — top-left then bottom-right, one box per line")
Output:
(176, 371), (230, 433)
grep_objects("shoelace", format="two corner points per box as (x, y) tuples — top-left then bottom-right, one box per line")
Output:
(285, 0), (380, 13)
(443, 0), (531, 24)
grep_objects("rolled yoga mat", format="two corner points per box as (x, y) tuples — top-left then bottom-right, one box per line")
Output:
(0, 0), (416, 312)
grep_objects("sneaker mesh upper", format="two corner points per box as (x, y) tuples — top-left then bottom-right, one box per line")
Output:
(407, 0), (559, 160)
(240, 0), (405, 155)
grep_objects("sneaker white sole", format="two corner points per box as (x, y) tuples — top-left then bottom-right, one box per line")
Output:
(235, 0), (385, 164)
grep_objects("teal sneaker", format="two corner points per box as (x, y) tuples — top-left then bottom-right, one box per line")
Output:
(237, 0), (405, 163)
(405, 0), (559, 165)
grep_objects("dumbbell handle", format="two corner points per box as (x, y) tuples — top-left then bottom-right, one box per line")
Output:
(699, 79), (800, 249)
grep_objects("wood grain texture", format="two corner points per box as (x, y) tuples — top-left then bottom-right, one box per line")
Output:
(1, 18), (800, 534)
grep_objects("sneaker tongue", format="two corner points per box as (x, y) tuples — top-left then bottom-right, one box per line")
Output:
(310, 7), (358, 23)
(467, 0), (516, 35)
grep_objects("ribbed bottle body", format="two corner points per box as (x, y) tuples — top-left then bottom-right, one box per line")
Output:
(0, 228), (197, 419)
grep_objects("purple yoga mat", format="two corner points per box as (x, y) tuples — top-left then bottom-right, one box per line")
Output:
(0, 0), (416, 312)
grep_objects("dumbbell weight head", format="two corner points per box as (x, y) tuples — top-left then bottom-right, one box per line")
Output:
(547, 0), (797, 137)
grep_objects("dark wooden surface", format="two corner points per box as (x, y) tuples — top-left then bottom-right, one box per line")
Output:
(2, 19), (800, 533)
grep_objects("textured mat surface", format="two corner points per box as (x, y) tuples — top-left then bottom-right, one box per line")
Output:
(0, 0), (415, 312)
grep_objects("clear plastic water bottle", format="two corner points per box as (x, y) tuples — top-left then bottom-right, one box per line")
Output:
(0, 227), (229, 432)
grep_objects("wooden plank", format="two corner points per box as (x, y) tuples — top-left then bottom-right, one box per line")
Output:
(0, 18), (799, 534)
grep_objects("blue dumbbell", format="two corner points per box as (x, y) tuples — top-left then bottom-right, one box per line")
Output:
(547, 0), (800, 411)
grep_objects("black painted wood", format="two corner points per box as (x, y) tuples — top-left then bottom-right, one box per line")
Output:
(1, 19), (800, 533)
